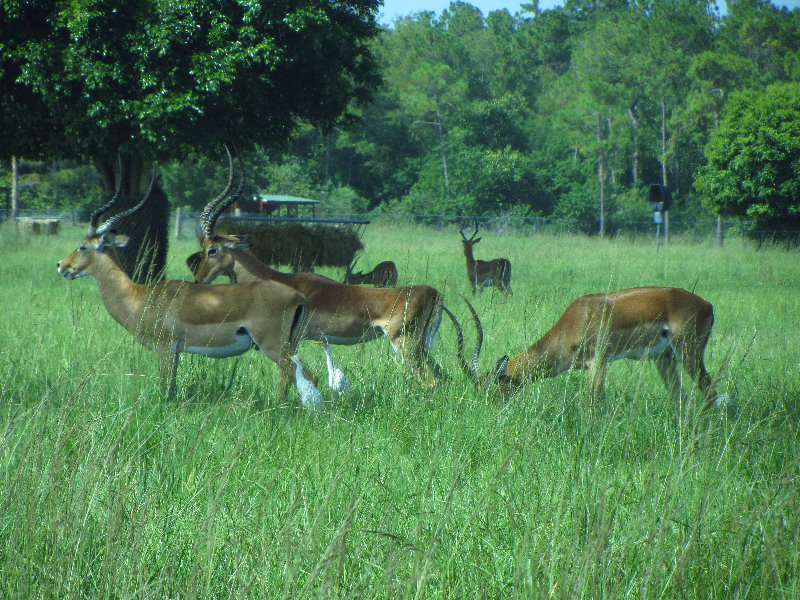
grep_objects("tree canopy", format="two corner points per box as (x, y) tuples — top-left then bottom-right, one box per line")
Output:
(1, 0), (382, 277)
(3, 0), (800, 241)
(0, 0), (382, 161)
(695, 81), (800, 239)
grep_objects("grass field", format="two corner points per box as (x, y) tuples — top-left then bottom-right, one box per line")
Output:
(1, 222), (798, 599)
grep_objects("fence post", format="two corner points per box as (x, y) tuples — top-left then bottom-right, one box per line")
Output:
(174, 207), (182, 240)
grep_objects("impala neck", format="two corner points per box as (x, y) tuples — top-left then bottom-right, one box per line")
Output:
(462, 244), (476, 271)
(88, 251), (147, 334)
(229, 247), (282, 283)
(506, 334), (561, 384)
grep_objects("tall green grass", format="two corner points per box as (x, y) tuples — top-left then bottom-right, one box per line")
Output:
(1, 222), (798, 598)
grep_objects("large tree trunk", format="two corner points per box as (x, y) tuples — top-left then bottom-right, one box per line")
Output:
(95, 155), (168, 282)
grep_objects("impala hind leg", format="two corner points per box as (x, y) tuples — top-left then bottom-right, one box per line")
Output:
(406, 343), (440, 388)
(501, 268), (512, 297)
(389, 335), (438, 389)
(271, 352), (299, 404)
(654, 346), (682, 409)
(676, 342), (726, 411)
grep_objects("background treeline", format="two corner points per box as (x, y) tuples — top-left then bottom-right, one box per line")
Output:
(4, 0), (800, 236)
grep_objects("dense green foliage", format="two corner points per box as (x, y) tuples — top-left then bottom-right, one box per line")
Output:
(0, 0), (382, 276)
(0, 0), (381, 161)
(2, 224), (799, 597)
(280, 0), (800, 236)
(2, 0), (799, 240)
(696, 81), (800, 240)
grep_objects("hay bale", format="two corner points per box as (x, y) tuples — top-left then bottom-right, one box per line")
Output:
(19, 218), (61, 235)
(217, 221), (363, 272)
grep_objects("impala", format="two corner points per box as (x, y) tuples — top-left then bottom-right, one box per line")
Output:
(186, 153), (453, 386)
(457, 287), (728, 411)
(343, 258), (398, 288)
(460, 220), (512, 296)
(57, 164), (319, 406)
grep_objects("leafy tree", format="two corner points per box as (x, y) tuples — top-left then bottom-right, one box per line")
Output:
(723, 0), (800, 83)
(381, 10), (473, 205)
(1, 0), (380, 278)
(695, 82), (800, 241)
(454, 94), (531, 152)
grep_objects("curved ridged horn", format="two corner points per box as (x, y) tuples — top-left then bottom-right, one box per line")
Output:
(200, 145), (235, 239)
(88, 155), (124, 236)
(459, 218), (479, 242)
(460, 295), (483, 379)
(443, 296), (484, 382)
(442, 305), (473, 381)
(205, 149), (245, 238)
(96, 163), (158, 235)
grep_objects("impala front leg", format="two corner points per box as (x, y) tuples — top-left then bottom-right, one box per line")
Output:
(157, 342), (180, 399)
(276, 353), (292, 401)
(587, 358), (607, 406)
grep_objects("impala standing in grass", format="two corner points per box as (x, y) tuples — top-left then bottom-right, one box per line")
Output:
(57, 164), (320, 407)
(456, 287), (728, 411)
(186, 152), (456, 388)
(460, 220), (512, 297)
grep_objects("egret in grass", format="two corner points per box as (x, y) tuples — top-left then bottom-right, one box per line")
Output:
(318, 341), (350, 396)
(291, 355), (323, 409)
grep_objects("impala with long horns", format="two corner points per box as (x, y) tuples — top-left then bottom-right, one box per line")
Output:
(343, 258), (398, 288)
(460, 220), (512, 296)
(57, 164), (320, 406)
(457, 287), (728, 411)
(186, 151), (454, 386)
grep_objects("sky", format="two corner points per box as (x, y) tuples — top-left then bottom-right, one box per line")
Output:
(378, 0), (800, 26)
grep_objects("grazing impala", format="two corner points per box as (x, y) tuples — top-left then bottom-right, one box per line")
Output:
(57, 164), (319, 406)
(456, 287), (728, 411)
(186, 153), (452, 386)
(343, 258), (398, 288)
(460, 220), (512, 296)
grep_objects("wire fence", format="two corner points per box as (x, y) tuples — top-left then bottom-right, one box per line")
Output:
(4, 208), (796, 247)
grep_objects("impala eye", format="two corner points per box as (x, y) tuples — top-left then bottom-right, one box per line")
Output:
(79, 244), (87, 252)
(207, 248), (218, 257)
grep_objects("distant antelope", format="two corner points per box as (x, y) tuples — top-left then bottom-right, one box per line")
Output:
(343, 258), (398, 288)
(453, 287), (728, 412)
(460, 220), (512, 297)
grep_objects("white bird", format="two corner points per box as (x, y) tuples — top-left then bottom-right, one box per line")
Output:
(318, 341), (350, 396)
(291, 355), (323, 410)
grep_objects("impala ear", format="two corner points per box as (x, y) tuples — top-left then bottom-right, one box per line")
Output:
(98, 232), (129, 250)
(224, 234), (249, 250)
(186, 251), (202, 273)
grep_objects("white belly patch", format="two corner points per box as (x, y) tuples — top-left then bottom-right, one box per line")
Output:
(610, 329), (670, 362)
(184, 328), (254, 358)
